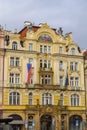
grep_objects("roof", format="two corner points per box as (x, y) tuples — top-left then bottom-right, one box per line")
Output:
(19, 25), (57, 39)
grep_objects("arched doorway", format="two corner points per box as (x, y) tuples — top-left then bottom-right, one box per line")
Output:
(8, 114), (23, 130)
(69, 115), (82, 130)
(40, 114), (55, 130)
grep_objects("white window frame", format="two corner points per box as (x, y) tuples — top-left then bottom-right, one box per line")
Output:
(29, 43), (33, 51)
(9, 92), (20, 105)
(71, 48), (75, 55)
(59, 76), (63, 86)
(28, 92), (33, 105)
(71, 94), (79, 106)
(59, 47), (62, 54)
(42, 93), (52, 105)
(12, 42), (17, 50)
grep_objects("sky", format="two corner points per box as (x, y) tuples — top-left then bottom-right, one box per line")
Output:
(0, 0), (87, 50)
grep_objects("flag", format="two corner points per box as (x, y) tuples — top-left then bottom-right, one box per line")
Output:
(26, 63), (32, 83)
(65, 71), (69, 86)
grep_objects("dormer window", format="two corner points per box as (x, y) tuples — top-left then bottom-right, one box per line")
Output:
(71, 48), (75, 55)
(12, 41), (17, 50)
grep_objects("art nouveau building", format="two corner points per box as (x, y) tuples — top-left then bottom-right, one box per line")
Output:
(0, 25), (4, 118)
(2, 22), (86, 130)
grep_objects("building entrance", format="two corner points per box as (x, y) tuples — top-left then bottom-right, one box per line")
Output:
(69, 115), (82, 130)
(40, 114), (55, 130)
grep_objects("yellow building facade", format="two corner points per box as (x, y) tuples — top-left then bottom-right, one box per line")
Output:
(2, 23), (86, 130)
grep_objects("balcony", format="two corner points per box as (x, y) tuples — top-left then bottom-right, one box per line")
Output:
(25, 84), (34, 88)
(60, 86), (67, 90)
(40, 67), (52, 71)
(8, 84), (22, 88)
(70, 86), (80, 91)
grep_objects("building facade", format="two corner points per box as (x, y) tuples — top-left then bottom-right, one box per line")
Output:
(0, 25), (5, 118)
(2, 22), (86, 130)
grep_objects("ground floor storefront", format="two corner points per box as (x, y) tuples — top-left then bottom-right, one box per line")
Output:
(3, 106), (86, 130)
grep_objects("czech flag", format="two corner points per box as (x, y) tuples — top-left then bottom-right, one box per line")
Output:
(26, 63), (32, 83)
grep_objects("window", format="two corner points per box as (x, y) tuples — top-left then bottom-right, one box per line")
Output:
(28, 92), (33, 105)
(9, 73), (20, 84)
(59, 61), (63, 70)
(70, 77), (79, 87)
(71, 48), (75, 55)
(60, 93), (63, 106)
(59, 76), (63, 86)
(10, 57), (14, 66)
(70, 77), (74, 87)
(40, 45), (51, 54)
(29, 43), (33, 51)
(10, 57), (20, 67)
(40, 59), (51, 68)
(15, 57), (20, 66)
(29, 58), (33, 67)
(9, 92), (20, 105)
(12, 42), (17, 50)
(71, 94), (79, 106)
(42, 93), (52, 105)
(15, 74), (20, 84)
(75, 77), (79, 87)
(70, 62), (78, 71)
(48, 46), (51, 53)
(40, 45), (43, 53)
(40, 75), (51, 85)
(44, 46), (47, 53)
(59, 47), (62, 54)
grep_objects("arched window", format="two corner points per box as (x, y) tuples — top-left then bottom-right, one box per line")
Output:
(12, 41), (17, 50)
(9, 92), (20, 105)
(42, 93), (52, 105)
(71, 48), (75, 55)
(28, 92), (33, 105)
(71, 94), (79, 106)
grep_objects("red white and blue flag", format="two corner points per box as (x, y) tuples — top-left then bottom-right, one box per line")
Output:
(26, 63), (32, 83)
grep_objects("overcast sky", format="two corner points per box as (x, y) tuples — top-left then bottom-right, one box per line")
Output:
(0, 0), (87, 50)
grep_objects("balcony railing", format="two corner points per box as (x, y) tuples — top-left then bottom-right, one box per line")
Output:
(9, 84), (22, 88)
(25, 84), (34, 88)
(70, 86), (80, 90)
(40, 67), (52, 71)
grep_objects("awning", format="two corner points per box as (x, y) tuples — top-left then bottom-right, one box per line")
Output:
(9, 120), (24, 124)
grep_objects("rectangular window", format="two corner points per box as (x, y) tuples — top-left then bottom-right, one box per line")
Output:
(10, 73), (14, 83)
(59, 61), (63, 70)
(40, 59), (43, 68)
(10, 57), (14, 66)
(29, 58), (33, 67)
(48, 46), (51, 53)
(59, 76), (63, 86)
(9, 73), (20, 84)
(15, 74), (20, 84)
(44, 46), (47, 53)
(70, 62), (78, 71)
(70, 77), (74, 86)
(45, 75), (51, 85)
(40, 45), (43, 53)
(29, 43), (33, 51)
(10, 57), (20, 67)
(40, 45), (51, 54)
(15, 57), (20, 66)
(59, 47), (62, 54)
(75, 77), (79, 86)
